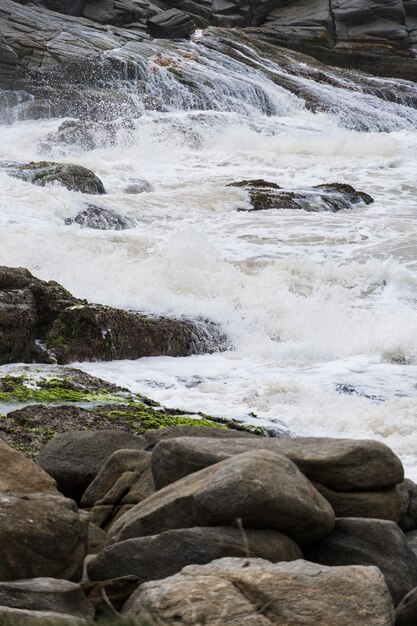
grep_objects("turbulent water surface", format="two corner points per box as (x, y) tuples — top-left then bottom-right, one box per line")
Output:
(3, 30), (417, 476)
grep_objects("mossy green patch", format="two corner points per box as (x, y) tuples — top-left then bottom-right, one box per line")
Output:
(0, 375), (122, 404)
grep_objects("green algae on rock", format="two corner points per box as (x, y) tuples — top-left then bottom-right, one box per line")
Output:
(4, 161), (106, 194)
(0, 366), (264, 459)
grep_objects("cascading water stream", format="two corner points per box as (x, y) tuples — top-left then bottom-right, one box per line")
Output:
(2, 28), (417, 474)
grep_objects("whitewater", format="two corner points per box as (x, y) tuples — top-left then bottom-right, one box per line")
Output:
(2, 30), (417, 476)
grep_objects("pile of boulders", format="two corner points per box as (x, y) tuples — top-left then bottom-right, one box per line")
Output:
(2, 424), (417, 624)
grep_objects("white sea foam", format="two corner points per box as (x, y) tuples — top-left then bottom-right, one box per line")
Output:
(2, 31), (417, 474)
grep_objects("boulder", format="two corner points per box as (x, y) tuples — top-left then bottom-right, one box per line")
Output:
(17, 0), (86, 17)
(38, 430), (147, 502)
(87, 524), (107, 554)
(65, 205), (132, 230)
(81, 575), (141, 613)
(0, 578), (93, 618)
(150, 436), (404, 491)
(87, 526), (302, 582)
(305, 518), (417, 605)
(143, 425), (257, 450)
(123, 557), (395, 625)
(399, 479), (417, 531)
(0, 493), (88, 582)
(107, 449), (335, 546)
(314, 483), (403, 522)
(82, 0), (159, 27)
(406, 529), (417, 557)
(228, 180), (374, 212)
(395, 586), (417, 625)
(0, 606), (84, 624)
(147, 9), (196, 39)
(81, 449), (154, 531)
(6, 162), (106, 194)
(0, 440), (57, 496)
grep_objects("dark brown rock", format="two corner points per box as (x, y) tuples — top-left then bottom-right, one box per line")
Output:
(314, 483), (403, 522)
(107, 450), (335, 546)
(395, 586), (417, 625)
(0, 439), (58, 496)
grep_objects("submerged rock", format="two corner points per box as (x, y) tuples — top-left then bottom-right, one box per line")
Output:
(228, 180), (374, 212)
(123, 557), (395, 625)
(65, 204), (132, 230)
(4, 161), (106, 194)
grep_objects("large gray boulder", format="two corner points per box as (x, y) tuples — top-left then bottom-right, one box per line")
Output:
(7, 161), (106, 194)
(0, 606), (84, 624)
(38, 430), (147, 502)
(123, 557), (395, 625)
(314, 483), (403, 522)
(399, 479), (417, 531)
(0, 493), (88, 582)
(107, 449), (335, 546)
(146, 8), (196, 38)
(305, 518), (417, 606)
(0, 578), (93, 618)
(87, 526), (302, 581)
(395, 586), (417, 625)
(150, 435), (404, 491)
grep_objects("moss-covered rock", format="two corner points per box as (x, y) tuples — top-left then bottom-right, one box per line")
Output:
(0, 366), (264, 459)
(0, 266), (227, 365)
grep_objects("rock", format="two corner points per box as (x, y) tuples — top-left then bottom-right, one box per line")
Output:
(124, 179), (153, 193)
(81, 449), (154, 531)
(0, 578), (93, 618)
(399, 479), (417, 531)
(150, 436), (404, 491)
(107, 449), (335, 546)
(87, 524), (107, 554)
(0, 606), (84, 624)
(41, 119), (133, 153)
(406, 529), (417, 557)
(6, 161), (106, 194)
(88, 526), (302, 582)
(65, 204), (132, 230)
(123, 557), (395, 625)
(0, 493), (88, 582)
(38, 430), (147, 502)
(0, 439), (57, 496)
(227, 180), (374, 212)
(395, 586), (417, 625)
(0, 267), (227, 365)
(82, 0), (159, 27)
(314, 483), (403, 522)
(17, 0), (86, 17)
(143, 425), (257, 449)
(147, 9), (196, 39)
(81, 575), (141, 613)
(305, 518), (417, 606)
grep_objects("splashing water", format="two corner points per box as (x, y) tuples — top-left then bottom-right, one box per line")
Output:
(3, 28), (417, 475)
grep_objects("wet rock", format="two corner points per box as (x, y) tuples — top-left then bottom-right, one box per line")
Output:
(82, 0), (159, 27)
(0, 267), (227, 365)
(65, 204), (132, 230)
(88, 526), (302, 582)
(147, 8), (196, 39)
(0, 439), (58, 496)
(123, 557), (395, 625)
(42, 119), (133, 153)
(5, 161), (106, 194)
(395, 586), (417, 625)
(150, 436), (404, 491)
(0, 493), (88, 582)
(81, 449), (154, 531)
(305, 518), (417, 606)
(0, 578), (93, 618)
(228, 180), (374, 212)
(17, 0), (86, 17)
(107, 449), (335, 546)
(38, 430), (147, 502)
